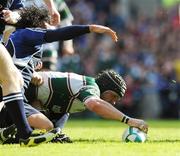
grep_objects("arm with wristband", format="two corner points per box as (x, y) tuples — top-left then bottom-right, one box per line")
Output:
(84, 97), (148, 133)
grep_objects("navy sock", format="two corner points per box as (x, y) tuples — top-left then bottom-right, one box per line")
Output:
(3, 92), (32, 139)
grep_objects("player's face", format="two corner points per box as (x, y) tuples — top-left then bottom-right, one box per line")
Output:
(101, 90), (120, 105)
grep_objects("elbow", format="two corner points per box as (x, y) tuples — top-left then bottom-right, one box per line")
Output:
(85, 99), (101, 112)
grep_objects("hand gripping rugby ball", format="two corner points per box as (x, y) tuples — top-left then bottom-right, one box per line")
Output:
(122, 127), (147, 143)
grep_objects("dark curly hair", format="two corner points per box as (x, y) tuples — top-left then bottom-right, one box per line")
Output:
(16, 5), (50, 28)
(95, 70), (126, 98)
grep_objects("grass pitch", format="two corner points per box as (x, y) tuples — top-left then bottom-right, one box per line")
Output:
(1, 120), (180, 156)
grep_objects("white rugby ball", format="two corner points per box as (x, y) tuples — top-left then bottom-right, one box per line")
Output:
(122, 127), (147, 143)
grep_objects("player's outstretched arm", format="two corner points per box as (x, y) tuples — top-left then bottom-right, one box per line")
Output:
(44, 25), (118, 43)
(84, 97), (148, 133)
(89, 25), (118, 42)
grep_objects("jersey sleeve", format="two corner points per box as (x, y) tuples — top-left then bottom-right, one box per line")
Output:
(44, 25), (90, 43)
(78, 85), (100, 103)
(22, 28), (46, 46)
(10, 0), (24, 10)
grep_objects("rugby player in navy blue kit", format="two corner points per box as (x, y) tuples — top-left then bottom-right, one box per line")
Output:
(0, 1), (62, 147)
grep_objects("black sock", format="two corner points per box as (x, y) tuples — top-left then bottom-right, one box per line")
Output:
(3, 92), (32, 139)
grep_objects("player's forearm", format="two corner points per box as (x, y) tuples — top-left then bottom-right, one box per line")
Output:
(43, 0), (56, 12)
(85, 98), (148, 132)
(43, 0), (60, 26)
(89, 24), (118, 42)
(85, 99), (129, 122)
(44, 25), (90, 43)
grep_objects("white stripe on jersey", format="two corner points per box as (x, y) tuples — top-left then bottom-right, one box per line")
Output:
(38, 72), (85, 95)
(26, 28), (46, 33)
(69, 73), (84, 95)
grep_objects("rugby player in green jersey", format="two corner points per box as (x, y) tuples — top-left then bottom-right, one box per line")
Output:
(28, 70), (148, 133)
(0, 70), (148, 143)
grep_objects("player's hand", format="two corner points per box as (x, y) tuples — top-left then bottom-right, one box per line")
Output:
(31, 72), (44, 86)
(127, 118), (148, 133)
(49, 7), (61, 26)
(34, 61), (43, 71)
(2, 10), (20, 24)
(89, 24), (118, 42)
(43, 0), (60, 26)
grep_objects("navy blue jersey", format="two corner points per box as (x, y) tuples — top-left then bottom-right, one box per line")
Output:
(8, 0), (24, 10)
(0, 0), (24, 34)
(6, 26), (90, 59)
(5, 25), (90, 93)
(6, 28), (45, 58)
(5, 28), (46, 92)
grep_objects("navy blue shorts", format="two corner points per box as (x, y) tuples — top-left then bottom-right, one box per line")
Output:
(24, 103), (40, 117)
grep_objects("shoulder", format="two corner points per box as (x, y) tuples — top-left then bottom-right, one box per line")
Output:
(84, 76), (99, 88)
(10, 28), (40, 39)
(78, 84), (100, 103)
(38, 71), (67, 78)
(14, 28), (47, 43)
(25, 28), (47, 33)
(83, 76), (100, 92)
(12, 28), (40, 34)
(12, 28), (46, 35)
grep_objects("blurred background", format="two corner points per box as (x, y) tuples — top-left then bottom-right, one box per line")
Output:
(26, 0), (180, 119)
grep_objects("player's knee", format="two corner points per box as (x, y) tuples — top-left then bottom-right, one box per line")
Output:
(44, 122), (54, 131)
(36, 120), (54, 131)
(39, 119), (54, 131)
(28, 114), (54, 131)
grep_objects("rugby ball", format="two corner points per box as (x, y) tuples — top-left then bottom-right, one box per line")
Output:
(122, 127), (147, 143)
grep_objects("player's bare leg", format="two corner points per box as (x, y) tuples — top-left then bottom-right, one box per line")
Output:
(0, 43), (60, 146)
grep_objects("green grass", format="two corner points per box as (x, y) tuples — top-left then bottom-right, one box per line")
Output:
(1, 120), (180, 156)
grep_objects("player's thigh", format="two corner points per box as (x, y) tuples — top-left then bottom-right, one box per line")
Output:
(0, 44), (17, 81)
(0, 44), (23, 92)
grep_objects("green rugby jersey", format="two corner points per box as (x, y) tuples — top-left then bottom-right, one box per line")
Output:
(27, 72), (100, 114)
